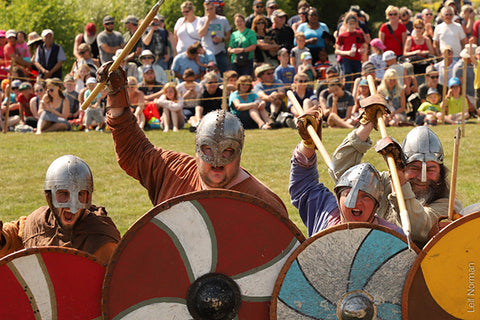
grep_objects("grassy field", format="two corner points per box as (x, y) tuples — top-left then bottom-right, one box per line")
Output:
(1, 121), (479, 236)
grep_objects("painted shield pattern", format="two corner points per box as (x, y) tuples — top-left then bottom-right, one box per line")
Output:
(0, 247), (105, 319)
(403, 211), (480, 319)
(271, 223), (419, 320)
(102, 190), (305, 319)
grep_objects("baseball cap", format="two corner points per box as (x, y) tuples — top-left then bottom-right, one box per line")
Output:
(103, 15), (115, 24)
(64, 74), (75, 82)
(362, 61), (375, 73)
(11, 79), (22, 89)
(425, 65), (438, 75)
(121, 15), (139, 24)
(448, 77), (461, 87)
(86, 77), (97, 85)
(266, 0), (277, 8)
(142, 64), (154, 73)
(370, 38), (386, 50)
(0, 30), (5, 38)
(19, 82), (32, 91)
(85, 23), (97, 36)
(427, 87), (439, 96)
(41, 29), (53, 37)
(382, 50), (396, 61)
(253, 0), (263, 5)
(207, 61), (218, 68)
(5, 29), (16, 39)
(271, 9), (287, 19)
(301, 51), (312, 60)
(359, 79), (369, 87)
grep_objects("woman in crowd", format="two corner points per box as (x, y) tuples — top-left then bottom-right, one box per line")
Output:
(174, 1), (201, 55)
(378, 68), (406, 126)
(379, 5), (407, 57)
(229, 75), (273, 130)
(296, 7), (330, 65)
(228, 14), (257, 76)
(288, 72), (318, 117)
(36, 78), (70, 134)
(403, 18), (434, 73)
(252, 15), (278, 67)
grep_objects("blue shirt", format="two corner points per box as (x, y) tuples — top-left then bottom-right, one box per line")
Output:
(274, 65), (296, 85)
(171, 53), (205, 82)
(253, 79), (284, 96)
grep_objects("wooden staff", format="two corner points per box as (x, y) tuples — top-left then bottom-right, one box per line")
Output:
(441, 49), (448, 122)
(80, 0), (165, 110)
(287, 90), (332, 168)
(461, 60), (467, 137)
(221, 77), (228, 110)
(366, 75), (412, 246)
(448, 127), (461, 220)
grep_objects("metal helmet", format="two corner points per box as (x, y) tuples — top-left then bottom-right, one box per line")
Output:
(195, 110), (244, 167)
(334, 163), (383, 209)
(401, 126), (443, 182)
(44, 155), (93, 214)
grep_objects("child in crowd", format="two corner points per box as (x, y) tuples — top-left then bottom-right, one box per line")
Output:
(440, 77), (470, 124)
(83, 77), (105, 132)
(75, 64), (91, 93)
(274, 48), (296, 88)
(416, 87), (442, 125)
(326, 78), (355, 128)
(63, 74), (82, 130)
(155, 82), (184, 132)
(290, 32), (310, 72)
(313, 48), (332, 81)
(353, 78), (370, 115)
(298, 51), (316, 88)
(369, 38), (386, 80)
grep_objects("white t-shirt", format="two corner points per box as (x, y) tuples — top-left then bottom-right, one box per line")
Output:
(433, 22), (466, 58)
(174, 17), (201, 54)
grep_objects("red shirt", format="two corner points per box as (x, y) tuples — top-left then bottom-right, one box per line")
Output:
(379, 23), (407, 56)
(336, 29), (365, 61)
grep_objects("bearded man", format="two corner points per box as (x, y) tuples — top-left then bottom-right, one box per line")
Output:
(97, 62), (288, 218)
(0, 155), (120, 265)
(329, 94), (462, 247)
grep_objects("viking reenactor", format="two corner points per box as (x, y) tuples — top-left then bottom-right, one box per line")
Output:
(0, 155), (120, 264)
(289, 111), (403, 236)
(330, 94), (463, 247)
(96, 62), (288, 217)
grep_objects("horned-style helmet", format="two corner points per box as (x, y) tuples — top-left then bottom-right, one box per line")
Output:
(44, 155), (93, 214)
(401, 126), (444, 182)
(195, 110), (244, 167)
(334, 163), (383, 209)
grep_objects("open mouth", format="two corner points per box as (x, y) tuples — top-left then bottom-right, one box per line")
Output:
(211, 166), (224, 172)
(351, 209), (363, 217)
(63, 211), (75, 223)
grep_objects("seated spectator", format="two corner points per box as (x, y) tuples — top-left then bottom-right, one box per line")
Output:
(353, 78), (371, 116)
(176, 68), (203, 122)
(127, 76), (146, 130)
(63, 74), (81, 128)
(288, 72), (318, 118)
(27, 83), (45, 128)
(440, 77), (470, 124)
(138, 64), (163, 101)
(171, 41), (205, 81)
(253, 63), (286, 122)
(83, 77), (105, 132)
(297, 51), (316, 86)
(383, 50), (406, 87)
(274, 48), (296, 88)
(222, 70), (239, 96)
(193, 71), (222, 128)
(17, 82), (37, 128)
(378, 68), (407, 126)
(229, 75), (274, 129)
(418, 65), (443, 102)
(137, 49), (167, 84)
(326, 79), (355, 128)
(313, 48), (331, 81)
(112, 49), (139, 80)
(155, 82), (184, 132)
(1, 79), (21, 117)
(416, 87), (442, 125)
(351, 62), (378, 104)
(36, 78), (70, 134)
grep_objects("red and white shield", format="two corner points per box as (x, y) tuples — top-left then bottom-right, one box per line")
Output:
(0, 247), (105, 319)
(102, 190), (305, 319)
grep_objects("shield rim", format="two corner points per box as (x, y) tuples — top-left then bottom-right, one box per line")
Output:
(401, 210), (480, 319)
(0, 246), (104, 266)
(270, 222), (420, 319)
(102, 189), (306, 319)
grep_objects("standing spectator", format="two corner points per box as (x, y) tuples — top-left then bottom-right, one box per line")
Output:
(26, 32), (43, 62)
(369, 38), (387, 80)
(137, 49), (167, 84)
(269, 9), (294, 53)
(460, 5), (475, 38)
(121, 15), (142, 65)
(83, 77), (105, 132)
(73, 23), (99, 61)
(403, 19), (434, 59)
(142, 14), (170, 69)
(0, 30), (7, 80)
(399, 7), (414, 35)
(252, 15), (278, 67)
(36, 78), (70, 134)
(246, 0), (271, 29)
(421, 8), (435, 41)
(228, 14), (257, 76)
(171, 42), (205, 81)
(33, 29), (66, 80)
(74, 64), (91, 93)
(298, 51), (316, 84)
(265, 0), (278, 22)
(288, 0), (309, 28)
(97, 15), (125, 64)
(198, 0), (231, 75)
(453, 46), (476, 109)
(379, 5), (407, 57)
(229, 75), (273, 129)
(15, 31), (30, 61)
(71, 43), (100, 77)
(155, 82), (184, 132)
(296, 7), (330, 65)
(253, 63), (285, 121)
(3, 30), (29, 69)
(174, 1), (201, 55)
(290, 31), (310, 72)
(433, 6), (466, 61)
(335, 13), (366, 92)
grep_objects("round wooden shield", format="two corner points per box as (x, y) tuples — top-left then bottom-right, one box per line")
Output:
(402, 211), (480, 319)
(102, 190), (305, 319)
(271, 223), (419, 320)
(0, 247), (105, 320)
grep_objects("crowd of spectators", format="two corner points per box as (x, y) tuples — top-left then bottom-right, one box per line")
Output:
(1, 0), (480, 133)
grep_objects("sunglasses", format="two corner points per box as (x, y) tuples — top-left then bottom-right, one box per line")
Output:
(425, 13), (433, 16)
(141, 56), (154, 59)
(257, 21), (265, 24)
(182, 9), (191, 14)
(79, 50), (88, 54)
(207, 81), (217, 84)
(265, 72), (274, 75)
(388, 13), (398, 16)
(415, 26), (423, 29)
(444, 13), (454, 16)
(256, 5), (264, 8)
(429, 75), (439, 79)
(104, 22), (114, 25)
(297, 79), (307, 83)
(35, 89), (44, 93)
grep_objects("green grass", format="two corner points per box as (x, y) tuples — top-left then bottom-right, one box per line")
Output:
(1, 121), (480, 236)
